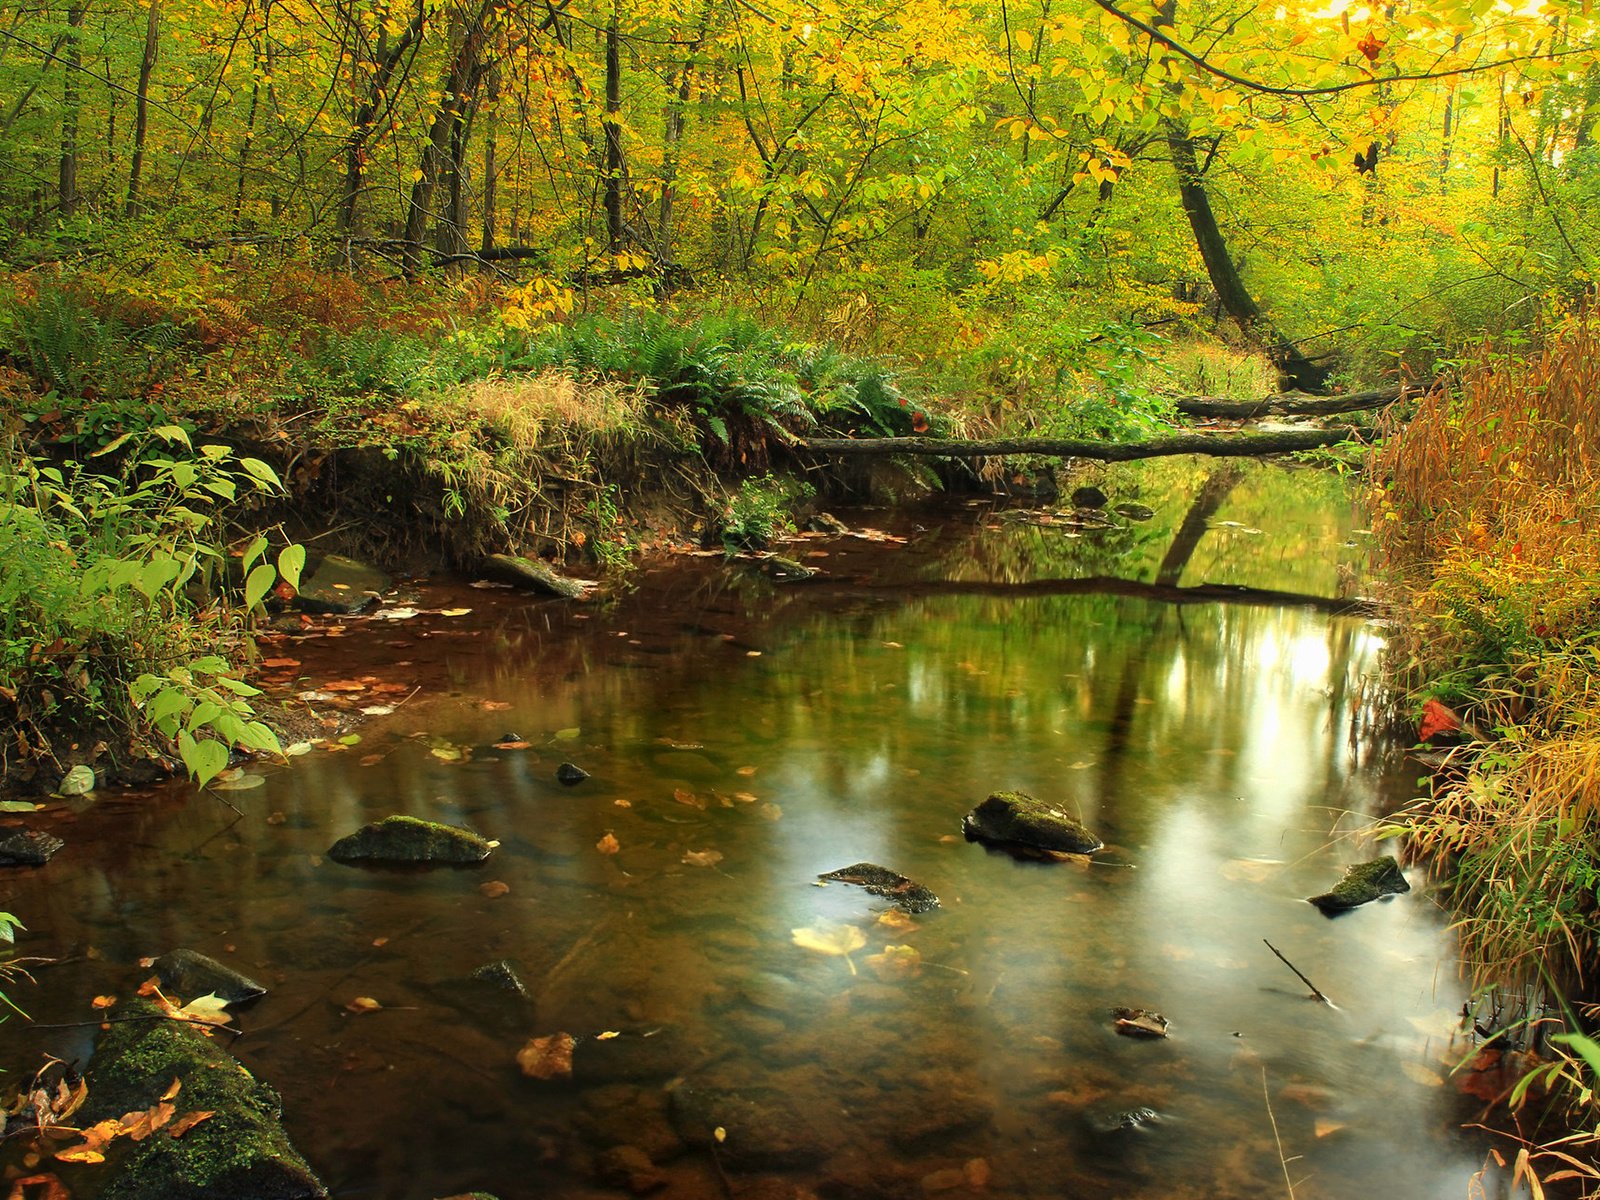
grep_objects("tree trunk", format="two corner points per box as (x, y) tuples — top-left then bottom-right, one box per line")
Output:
(1154, 464), (1244, 587)
(602, 1), (625, 253)
(797, 427), (1368, 461)
(336, 0), (425, 240)
(126, 0), (160, 217)
(59, 3), (86, 217)
(480, 64), (501, 256)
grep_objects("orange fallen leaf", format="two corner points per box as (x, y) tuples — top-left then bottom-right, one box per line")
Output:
(91, 995), (117, 1010)
(479, 700), (512, 711)
(596, 833), (620, 855)
(168, 1110), (216, 1138)
(345, 997), (382, 1014)
(516, 1032), (576, 1080)
(877, 910), (917, 932)
(492, 740), (531, 750)
(119, 1100), (175, 1140)
(371, 937), (389, 948)
(682, 849), (723, 868)
(479, 880), (510, 898)
(160, 1078), (182, 1102)
(260, 657), (301, 669)
(736, 766), (757, 777)
(672, 789), (705, 810)
(322, 680), (368, 693)
(964, 1158), (991, 1188)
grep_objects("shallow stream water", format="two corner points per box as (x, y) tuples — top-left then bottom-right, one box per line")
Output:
(3, 459), (1504, 1199)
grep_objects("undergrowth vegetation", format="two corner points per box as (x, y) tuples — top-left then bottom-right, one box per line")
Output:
(1371, 307), (1600, 1189)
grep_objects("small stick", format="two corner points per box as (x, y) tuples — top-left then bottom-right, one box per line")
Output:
(1263, 939), (1332, 1005)
(1262, 1066), (1301, 1200)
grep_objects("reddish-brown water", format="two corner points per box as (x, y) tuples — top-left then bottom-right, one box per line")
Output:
(2, 461), (1502, 1199)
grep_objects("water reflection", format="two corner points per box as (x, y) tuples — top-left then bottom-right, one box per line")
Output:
(2, 460), (1495, 1200)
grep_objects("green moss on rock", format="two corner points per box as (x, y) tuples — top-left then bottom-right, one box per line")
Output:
(962, 791), (1103, 855)
(1307, 856), (1410, 913)
(328, 815), (492, 865)
(87, 1002), (325, 1200)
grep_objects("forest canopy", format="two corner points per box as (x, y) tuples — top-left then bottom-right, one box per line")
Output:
(0, 0), (1595, 384)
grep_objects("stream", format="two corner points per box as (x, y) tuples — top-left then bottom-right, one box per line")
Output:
(2, 458), (1503, 1200)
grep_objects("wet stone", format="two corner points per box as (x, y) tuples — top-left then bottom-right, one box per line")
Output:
(819, 862), (939, 914)
(732, 970), (809, 1017)
(1087, 1106), (1160, 1134)
(805, 512), (851, 534)
(962, 791), (1103, 856)
(1071, 485), (1108, 509)
(154, 949), (268, 1005)
(755, 555), (819, 583)
(328, 815), (492, 866)
(882, 1086), (992, 1151)
(1113, 502), (1156, 521)
(294, 552), (391, 615)
(575, 1085), (685, 1163)
(555, 762), (590, 786)
(468, 959), (530, 998)
(0, 828), (64, 866)
(595, 1145), (668, 1194)
(1308, 855), (1410, 913)
(479, 553), (591, 600)
(670, 1080), (831, 1169)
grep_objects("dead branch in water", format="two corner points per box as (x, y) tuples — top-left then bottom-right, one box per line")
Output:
(796, 427), (1371, 462)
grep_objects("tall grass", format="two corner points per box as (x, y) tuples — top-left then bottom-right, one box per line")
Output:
(1373, 308), (1600, 1191)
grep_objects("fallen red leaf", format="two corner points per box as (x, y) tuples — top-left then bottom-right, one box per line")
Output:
(1419, 698), (1462, 742)
(168, 1111), (216, 1138)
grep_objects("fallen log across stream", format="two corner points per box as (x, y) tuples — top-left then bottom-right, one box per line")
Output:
(817, 575), (1379, 617)
(797, 426), (1372, 462)
(1174, 387), (1405, 420)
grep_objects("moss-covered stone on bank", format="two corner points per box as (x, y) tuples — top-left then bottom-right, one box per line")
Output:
(86, 1001), (325, 1199)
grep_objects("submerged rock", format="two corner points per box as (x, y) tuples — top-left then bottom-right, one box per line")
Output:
(480, 554), (591, 600)
(962, 791), (1103, 856)
(1071, 485), (1108, 510)
(818, 863), (939, 914)
(1308, 856), (1410, 913)
(154, 949), (267, 1006)
(1113, 502), (1156, 522)
(1088, 1106), (1160, 1135)
(328, 815), (492, 866)
(86, 999), (326, 1200)
(1111, 1007), (1169, 1038)
(0, 829), (65, 866)
(595, 1145), (667, 1195)
(555, 762), (590, 786)
(293, 552), (391, 615)
(755, 555), (819, 583)
(805, 512), (850, 534)
(468, 959), (530, 998)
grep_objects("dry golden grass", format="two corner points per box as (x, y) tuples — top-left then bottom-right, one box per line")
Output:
(449, 371), (652, 446)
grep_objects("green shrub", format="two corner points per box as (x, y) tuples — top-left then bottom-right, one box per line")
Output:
(720, 474), (814, 552)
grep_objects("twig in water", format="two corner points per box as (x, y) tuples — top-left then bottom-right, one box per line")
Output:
(1263, 938), (1333, 1006)
(1262, 1066), (1303, 1199)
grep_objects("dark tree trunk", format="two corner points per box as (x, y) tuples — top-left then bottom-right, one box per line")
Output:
(126, 0), (160, 217)
(480, 64), (501, 256)
(1154, 464), (1244, 587)
(797, 427), (1369, 461)
(602, 3), (624, 252)
(337, 0), (425, 240)
(59, 3), (86, 217)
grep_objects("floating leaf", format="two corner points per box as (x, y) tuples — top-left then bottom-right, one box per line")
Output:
(374, 607), (420, 620)
(877, 910), (917, 932)
(346, 997), (383, 1014)
(337, 734), (362, 746)
(439, 608), (473, 617)
(91, 995), (117, 1010)
(1112, 1007), (1169, 1038)
(211, 774), (265, 792)
(596, 833), (620, 855)
(173, 993), (233, 1027)
(493, 739), (531, 750)
(732, 791), (758, 804)
(260, 657), (301, 670)
(430, 746), (464, 762)
(673, 788), (705, 810)
(1401, 1061), (1444, 1088)
(517, 1032), (576, 1080)
(595, 1030), (621, 1040)
(360, 704), (396, 716)
(713, 1126), (727, 1143)
(120, 1100), (176, 1140)
(736, 766), (757, 777)
(682, 849), (723, 868)
(323, 680), (369, 693)
(554, 727), (581, 740)
(0, 800), (42, 812)
(759, 803), (783, 822)
(479, 880), (510, 898)
(964, 1159), (991, 1188)
(791, 923), (867, 975)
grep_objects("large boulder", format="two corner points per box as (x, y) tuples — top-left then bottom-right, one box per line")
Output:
(1307, 856), (1409, 913)
(292, 553), (391, 615)
(962, 791), (1102, 856)
(328, 815), (492, 866)
(85, 1000), (326, 1200)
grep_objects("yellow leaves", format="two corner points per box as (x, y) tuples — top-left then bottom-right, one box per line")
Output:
(596, 832), (621, 855)
(682, 849), (724, 867)
(791, 922), (866, 974)
(517, 1032), (576, 1080)
(502, 276), (576, 333)
(345, 997), (383, 1014)
(864, 944), (922, 980)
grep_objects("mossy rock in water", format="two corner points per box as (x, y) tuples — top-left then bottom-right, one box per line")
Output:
(86, 1000), (325, 1199)
(818, 863), (939, 913)
(479, 554), (591, 600)
(962, 791), (1103, 856)
(0, 828), (65, 865)
(1307, 855), (1409, 913)
(328, 815), (492, 866)
(292, 552), (391, 615)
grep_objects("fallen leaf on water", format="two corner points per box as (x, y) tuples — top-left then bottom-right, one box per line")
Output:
(881, 640), (902, 648)
(595, 1030), (621, 1040)
(1400, 1061), (1445, 1088)
(373, 607), (420, 620)
(172, 994), (233, 1027)
(53, 1142), (109, 1164)
(1314, 1118), (1347, 1139)
(360, 705), (396, 717)
(596, 833), (620, 855)
(211, 774), (265, 792)
(733, 791), (758, 803)
(358, 754), (385, 767)
(430, 746), (464, 762)
(160, 1079), (181, 1102)
(877, 911), (917, 932)
(673, 788), (705, 810)
(938, 834), (960, 844)
(479, 700), (512, 711)
(613, 799), (632, 808)
(865, 944), (922, 980)
(554, 727), (581, 740)
(492, 739), (531, 750)
(517, 1032), (576, 1080)
(713, 1126), (727, 1143)
(964, 1158), (991, 1188)
(791, 923), (867, 975)
(91, 995), (117, 1010)
(736, 766), (757, 777)
(168, 1111), (216, 1138)
(371, 937), (389, 948)
(266, 811), (287, 824)
(479, 880), (510, 898)
(345, 997), (382, 1014)
(284, 742), (313, 757)
(323, 680), (369, 693)
(337, 734), (362, 746)
(682, 849), (723, 868)
(758, 803), (782, 821)
(259, 658), (301, 670)
(439, 608), (473, 617)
